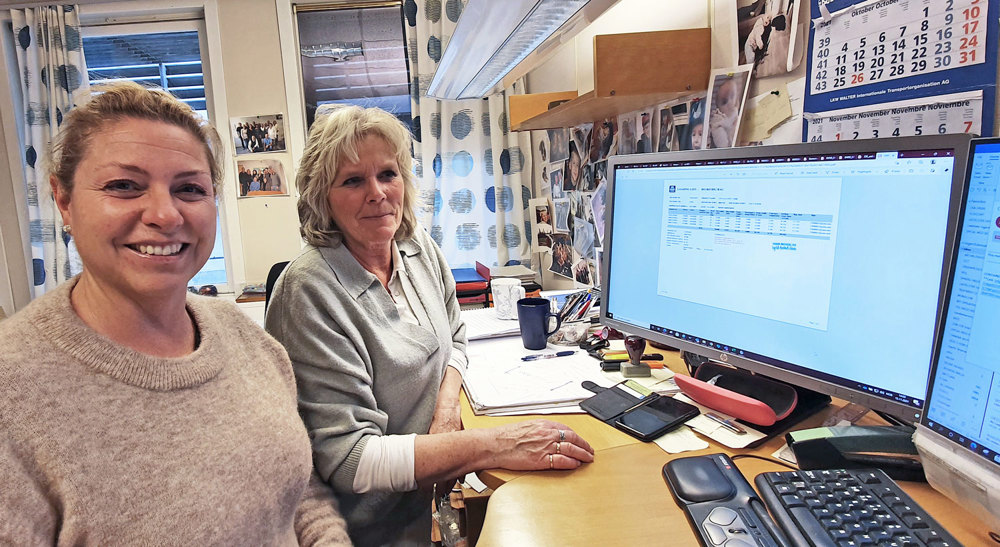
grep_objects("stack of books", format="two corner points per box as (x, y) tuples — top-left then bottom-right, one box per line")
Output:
(452, 267), (489, 309)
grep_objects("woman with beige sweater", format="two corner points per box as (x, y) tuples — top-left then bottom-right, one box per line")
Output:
(0, 82), (350, 545)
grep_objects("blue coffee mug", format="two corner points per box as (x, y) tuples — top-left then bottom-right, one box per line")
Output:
(517, 297), (562, 350)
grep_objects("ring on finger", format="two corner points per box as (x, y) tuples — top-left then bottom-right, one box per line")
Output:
(549, 454), (553, 469)
(556, 441), (561, 454)
(559, 429), (566, 442)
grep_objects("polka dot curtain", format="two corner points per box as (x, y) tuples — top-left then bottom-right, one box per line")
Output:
(10, 6), (89, 298)
(404, 0), (533, 269)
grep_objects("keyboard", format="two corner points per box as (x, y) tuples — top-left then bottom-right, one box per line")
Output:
(755, 468), (959, 547)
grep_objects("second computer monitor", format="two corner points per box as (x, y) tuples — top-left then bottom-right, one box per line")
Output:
(601, 135), (971, 423)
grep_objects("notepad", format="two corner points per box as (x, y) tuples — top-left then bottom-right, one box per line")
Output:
(461, 308), (520, 341)
(463, 336), (614, 415)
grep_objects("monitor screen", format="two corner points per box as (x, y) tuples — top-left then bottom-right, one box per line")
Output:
(924, 137), (1000, 468)
(600, 135), (971, 423)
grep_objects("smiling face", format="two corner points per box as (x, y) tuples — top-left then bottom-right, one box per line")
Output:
(54, 117), (216, 301)
(327, 135), (404, 253)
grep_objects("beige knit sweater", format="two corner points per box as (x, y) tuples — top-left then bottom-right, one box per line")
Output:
(0, 279), (352, 546)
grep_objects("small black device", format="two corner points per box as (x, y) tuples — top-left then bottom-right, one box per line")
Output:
(663, 453), (788, 546)
(613, 396), (699, 441)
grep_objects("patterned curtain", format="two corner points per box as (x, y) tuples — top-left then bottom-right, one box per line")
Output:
(403, 0), (533, 269)
(10, 6), (89, 297)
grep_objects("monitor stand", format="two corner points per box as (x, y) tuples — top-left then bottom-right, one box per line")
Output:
(740, 382), (831, 449)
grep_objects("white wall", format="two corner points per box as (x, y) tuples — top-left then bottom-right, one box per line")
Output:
(217, 0), (301, 284)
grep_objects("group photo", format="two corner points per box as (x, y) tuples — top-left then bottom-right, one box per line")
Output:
(231, 113), (286, 155)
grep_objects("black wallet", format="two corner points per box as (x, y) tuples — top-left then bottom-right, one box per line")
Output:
(580, 381), (699, 441)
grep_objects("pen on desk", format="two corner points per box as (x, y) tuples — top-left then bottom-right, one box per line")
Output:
(705, 412), (747, 435)
(621, 393), (661, 414)
(522, 350), (576, 361)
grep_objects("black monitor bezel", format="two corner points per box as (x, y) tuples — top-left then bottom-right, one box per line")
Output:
(600, 135), (972, 424)
(920, 136), (1000, 468)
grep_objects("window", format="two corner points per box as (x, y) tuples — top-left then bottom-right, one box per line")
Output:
(82, 20), (230, 289)
(295, 2), (411, 130)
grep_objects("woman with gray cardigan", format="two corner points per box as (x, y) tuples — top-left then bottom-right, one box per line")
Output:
(265, 105), (594, 545)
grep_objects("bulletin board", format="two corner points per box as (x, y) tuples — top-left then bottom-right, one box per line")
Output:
(802, 0), (998, 140)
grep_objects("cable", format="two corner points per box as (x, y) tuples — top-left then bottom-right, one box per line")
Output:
(731, 453), (798, 471)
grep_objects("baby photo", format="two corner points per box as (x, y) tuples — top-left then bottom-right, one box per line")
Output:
(704, 68), (751, 149)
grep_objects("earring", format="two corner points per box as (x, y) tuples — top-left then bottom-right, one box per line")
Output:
(64, 225), (71, 234)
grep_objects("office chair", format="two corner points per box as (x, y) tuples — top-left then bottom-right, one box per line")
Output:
(264, 261), (289, 312)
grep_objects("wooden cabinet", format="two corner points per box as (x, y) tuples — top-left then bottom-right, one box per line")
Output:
(510, 28), (712, 131)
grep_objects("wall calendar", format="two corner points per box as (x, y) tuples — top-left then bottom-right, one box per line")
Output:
(804, 0), (997, 138)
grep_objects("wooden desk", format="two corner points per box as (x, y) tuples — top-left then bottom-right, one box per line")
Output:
(463, 351), (993, 546)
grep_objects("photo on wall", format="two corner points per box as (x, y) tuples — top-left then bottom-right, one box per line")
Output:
(683, 96), (707, 150)
(548, 128), (569, 162)
(634, 109), (655, 153)
(236, 158), (288, 198)
(549, 233), (574, 279)
(550, 162), (566, 199)
(564, 141), (583, 191)
(617, 112), (637, 155)
(704, 66), (753, 149)
(656, 103), (679, 152)
(591, 117), (617, 161)
(737, 0), (801, 78)
(529, 197), (554, 253)
(231, 113), (286, 155)
(553, 198), (571, 233)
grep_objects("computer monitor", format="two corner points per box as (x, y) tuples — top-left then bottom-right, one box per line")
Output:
(917, 137), (1000, 532)
(600, 135), (971, 424)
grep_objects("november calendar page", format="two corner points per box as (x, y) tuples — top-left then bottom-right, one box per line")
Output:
(803, 0), (997, 139)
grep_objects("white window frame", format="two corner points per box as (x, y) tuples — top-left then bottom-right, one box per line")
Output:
(0, 0), (245, 304)
(79, 17), (239, 293)
(79, 1), (244, 293)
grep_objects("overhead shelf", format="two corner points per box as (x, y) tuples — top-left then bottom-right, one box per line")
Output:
(510, 28), (712, 132)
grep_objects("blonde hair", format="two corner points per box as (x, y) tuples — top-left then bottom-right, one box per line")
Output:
(48, 81), (225, 196)
(296, 104), (417, 247)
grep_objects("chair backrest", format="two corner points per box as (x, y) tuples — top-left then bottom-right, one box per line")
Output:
(264, 261), (290, 313)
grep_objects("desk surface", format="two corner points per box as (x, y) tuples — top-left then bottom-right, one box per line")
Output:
(462, 349), (993, 546)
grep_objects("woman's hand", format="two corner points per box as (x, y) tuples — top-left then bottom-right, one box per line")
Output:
(489, 420), (594, 471)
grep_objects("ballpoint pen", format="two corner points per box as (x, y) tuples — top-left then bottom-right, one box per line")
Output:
(522, 350), (576, 361)
(705, 412), (747, 434)
(621, 393), (661, 414)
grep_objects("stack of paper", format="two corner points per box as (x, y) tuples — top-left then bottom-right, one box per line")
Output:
(461, 308), (521, 341)
(463, 336), (614, 415)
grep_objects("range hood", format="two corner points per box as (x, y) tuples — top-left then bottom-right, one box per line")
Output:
(426, 0), (620, 100)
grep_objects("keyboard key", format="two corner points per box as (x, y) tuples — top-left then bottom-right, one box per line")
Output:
(914, 529), (953, 545)
(781, 494), (805, 508)
(775, 483), (797, 494)
(901, 514), (928, 529)
(830, 528), (850, 540)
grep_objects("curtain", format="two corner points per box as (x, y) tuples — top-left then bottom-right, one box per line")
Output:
(10, 5), (89, 297)
(403, 0), (533, 269)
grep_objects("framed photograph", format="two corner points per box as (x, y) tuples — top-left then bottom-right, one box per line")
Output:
(236, 157), (289, 198)
(231, 113), (286, 155)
